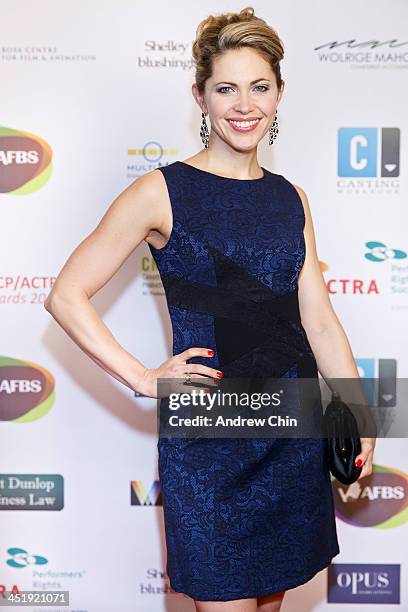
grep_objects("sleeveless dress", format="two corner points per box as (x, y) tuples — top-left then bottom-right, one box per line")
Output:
(148, 160), (340, 602)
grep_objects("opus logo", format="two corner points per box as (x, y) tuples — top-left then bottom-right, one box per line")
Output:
(328, 563), (400, 604)
(338, 128), (400, 177)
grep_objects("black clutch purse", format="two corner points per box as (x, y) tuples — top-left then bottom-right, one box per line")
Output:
(323, 391), (362, 484)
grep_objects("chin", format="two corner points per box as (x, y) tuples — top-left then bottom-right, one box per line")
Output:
(229, 138), (261, 151)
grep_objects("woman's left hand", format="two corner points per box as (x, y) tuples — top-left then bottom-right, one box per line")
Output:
(355, 437), (376, 480)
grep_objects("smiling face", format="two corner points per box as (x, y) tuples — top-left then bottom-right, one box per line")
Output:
(192, 46), (284, 151)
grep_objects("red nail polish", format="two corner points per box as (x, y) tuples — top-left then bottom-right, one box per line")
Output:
(216, 371), (223, 379)
(208, 349), (214, 356)
(355, 459), (363, 467)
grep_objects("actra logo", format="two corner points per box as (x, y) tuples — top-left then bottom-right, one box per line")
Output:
(0, 357), (55, 422)
(0, 126), (52, 194)
(320, 261), (379, 294)
(333, 464), (408, 528)
(0, 585), (21, 598)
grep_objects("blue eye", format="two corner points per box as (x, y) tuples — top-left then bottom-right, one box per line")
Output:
(216, 85), (270, 94)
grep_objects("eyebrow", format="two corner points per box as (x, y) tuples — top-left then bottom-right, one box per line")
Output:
(214, 78), (271, 86)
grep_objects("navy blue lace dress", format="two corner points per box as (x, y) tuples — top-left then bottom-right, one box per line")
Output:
(148, 160), (340, 601)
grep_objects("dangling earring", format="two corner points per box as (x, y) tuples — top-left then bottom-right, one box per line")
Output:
(268, 110), (279, 145)
(200, 111), (209, 149)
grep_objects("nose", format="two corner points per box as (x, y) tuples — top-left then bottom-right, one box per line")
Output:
(233, 91), (255, 115)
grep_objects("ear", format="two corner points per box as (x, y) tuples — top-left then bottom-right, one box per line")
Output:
(277, 81), (285, 104)
(192, 83), (207, 114)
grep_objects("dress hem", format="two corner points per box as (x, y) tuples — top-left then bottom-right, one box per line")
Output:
(167, 545), (341, 602)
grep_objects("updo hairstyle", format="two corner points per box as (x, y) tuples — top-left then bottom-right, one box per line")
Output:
(192, 7), (284, 94)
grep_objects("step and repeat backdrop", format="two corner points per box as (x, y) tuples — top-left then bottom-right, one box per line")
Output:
(1, 0), (407, 610)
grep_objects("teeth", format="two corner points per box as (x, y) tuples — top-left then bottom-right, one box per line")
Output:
(228, 119), (259, 127)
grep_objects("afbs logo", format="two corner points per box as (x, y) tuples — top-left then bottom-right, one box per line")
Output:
(0, 357), (55, 422)
(0, 126), (52, 194)
(333, 464), (408, 528)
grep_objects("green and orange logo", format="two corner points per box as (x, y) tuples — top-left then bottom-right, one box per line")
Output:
(0, 357), (55, 422)
(333, 464), (408, 528)
(0, 126), (52, 194)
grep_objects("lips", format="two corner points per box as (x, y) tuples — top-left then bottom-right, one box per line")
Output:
(226, 118), (261, 132)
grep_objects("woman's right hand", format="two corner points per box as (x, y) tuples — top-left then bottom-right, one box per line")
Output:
(136, 347), (223, 399)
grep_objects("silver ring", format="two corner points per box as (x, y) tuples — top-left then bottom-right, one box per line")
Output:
(184, 373), (192, 385)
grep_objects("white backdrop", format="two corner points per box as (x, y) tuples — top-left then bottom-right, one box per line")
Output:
(1, 1), (407, 610)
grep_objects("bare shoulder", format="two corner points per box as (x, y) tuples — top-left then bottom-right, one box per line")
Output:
(133, 168), (172, 247)
(98, 167), (171, 244)
(43, 167), (174, 304)
(120, 167), (168, 207)
(292, 183), (307, 199)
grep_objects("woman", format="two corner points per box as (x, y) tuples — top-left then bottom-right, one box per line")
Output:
(45, 7), (375, 612)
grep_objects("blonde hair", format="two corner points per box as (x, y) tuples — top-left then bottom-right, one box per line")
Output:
(192, 6), (284, 94)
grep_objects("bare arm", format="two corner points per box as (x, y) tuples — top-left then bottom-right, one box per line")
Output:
(294, 183), (376, 478)
(294, 183), (359, 380)
(44, 170), (165, 393)
(45, 169), (220, 398)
